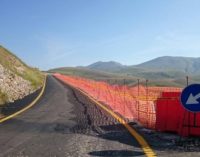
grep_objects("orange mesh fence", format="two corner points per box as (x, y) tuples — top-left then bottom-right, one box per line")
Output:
(54, 73), (182, 129)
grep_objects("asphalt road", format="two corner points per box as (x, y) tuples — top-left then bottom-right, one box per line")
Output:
(0, 76), (145, 157)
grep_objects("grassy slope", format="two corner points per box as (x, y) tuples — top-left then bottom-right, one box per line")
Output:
(0, 46), (44, 104)
(48, 67), (187, 87)
(49, 67), (134, 79)
(135, 56), (200, 74)
(82, 58), (200, 87)
(49, 67), (142, 85)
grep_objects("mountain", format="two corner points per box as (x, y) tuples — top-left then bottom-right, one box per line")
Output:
(86, 61), (126, 72)
(135, 56), (200, 74)
(49, 56), (200, 87)
(0, 45), (44, 106)
(85, 56), (200, 76)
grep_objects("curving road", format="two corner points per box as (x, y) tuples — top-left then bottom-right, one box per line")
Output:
(0, 76), (145, 157)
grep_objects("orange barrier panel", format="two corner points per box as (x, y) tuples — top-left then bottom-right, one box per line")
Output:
(53, 73), (182, 130)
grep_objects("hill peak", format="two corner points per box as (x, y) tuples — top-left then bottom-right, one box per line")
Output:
(88, 61), (123, 66)
(87, 61), (125, 72)
(136, 56), (200, 73)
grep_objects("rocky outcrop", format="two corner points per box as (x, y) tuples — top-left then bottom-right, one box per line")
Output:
(0, 64), (34, 104)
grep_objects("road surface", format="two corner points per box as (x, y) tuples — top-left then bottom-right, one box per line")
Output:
(0, 76), (145, 157)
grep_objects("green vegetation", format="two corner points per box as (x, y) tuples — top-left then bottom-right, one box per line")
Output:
(48, 67), (186, 87)
(49, 67), (127, 80)
(20, 68), (44, 89)
(49, 67), (139, 85)
(0, 45), (44, 89)
(0, 90), (7, 106)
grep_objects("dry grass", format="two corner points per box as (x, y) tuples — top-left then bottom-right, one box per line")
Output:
(0, 45), (45, 106)
(0, 45), (45, 89)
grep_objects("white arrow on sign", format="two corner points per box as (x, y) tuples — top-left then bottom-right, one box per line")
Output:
(186, 93), (200, 105)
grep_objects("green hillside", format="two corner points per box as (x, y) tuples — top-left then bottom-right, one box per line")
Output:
(86, 61), (126, 72)
(84, 57), (200, 77)
(49, 56), (200, 87)
(49, 67), (187, 87)
(0, 45), (44, 105)
(49, 67), (138, 84)
(135, 56), (200, 74)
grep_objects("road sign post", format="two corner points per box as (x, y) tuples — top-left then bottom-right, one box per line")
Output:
(180, 84), (200, 137)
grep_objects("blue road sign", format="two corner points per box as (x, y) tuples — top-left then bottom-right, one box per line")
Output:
(181, 84), (200, 112)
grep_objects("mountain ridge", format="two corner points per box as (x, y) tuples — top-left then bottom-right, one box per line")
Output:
(86, 61), (126, 72)
(49, 56), (200, 87)
(84, 56), (200, 75)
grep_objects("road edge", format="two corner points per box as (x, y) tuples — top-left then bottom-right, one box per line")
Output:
(56, 77), (156, 157)
(0, 75), (47, 123)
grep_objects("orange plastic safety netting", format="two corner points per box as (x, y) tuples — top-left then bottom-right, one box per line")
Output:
(54, 73), (182, 129)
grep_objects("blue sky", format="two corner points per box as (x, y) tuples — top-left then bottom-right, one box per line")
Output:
(0, 0), (200, 70)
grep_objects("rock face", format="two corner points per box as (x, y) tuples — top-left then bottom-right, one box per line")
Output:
(0, 64), (33, 104)
(0, 45), (44, 106)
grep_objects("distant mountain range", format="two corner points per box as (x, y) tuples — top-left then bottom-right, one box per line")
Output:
(49, 56), (200, 87)
(136, 56), (200, 74)
(86, 56), (200, 75)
